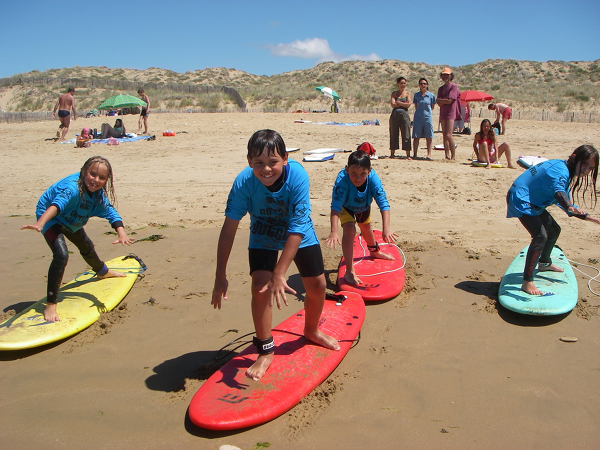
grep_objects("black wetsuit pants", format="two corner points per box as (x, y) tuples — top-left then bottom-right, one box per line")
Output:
(518, 210), (561, 282)
(43, 224), (107, 303)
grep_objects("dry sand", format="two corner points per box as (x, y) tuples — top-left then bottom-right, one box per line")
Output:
(1, 112), (599, 450)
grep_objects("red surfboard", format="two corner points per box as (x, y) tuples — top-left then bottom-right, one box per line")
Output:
(337, 230), (405, 301)
(188, 291), (365, 430)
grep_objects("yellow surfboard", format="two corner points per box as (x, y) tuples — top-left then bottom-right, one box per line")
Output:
(0, 255), (145, 351)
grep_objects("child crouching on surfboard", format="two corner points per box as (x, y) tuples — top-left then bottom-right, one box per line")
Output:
(506, 144), (600, 295)
(211, 129), (340, 381)
(325, 150), (398, 285)
(21, 156), (134, 322)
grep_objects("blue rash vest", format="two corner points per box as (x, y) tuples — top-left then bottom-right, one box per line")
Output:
(330, 168), (390, 215)
(506, 159), (571, 218)
(225, 159), (319, 250)
(36, 173), (123, 233)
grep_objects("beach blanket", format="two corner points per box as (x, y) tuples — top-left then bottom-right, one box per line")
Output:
(311, 119), (380, 126)
(61, 135), (154, 144)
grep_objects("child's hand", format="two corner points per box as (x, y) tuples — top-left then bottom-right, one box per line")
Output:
(260, 274), (296, 310)
(212, 277), (229, 310)
(382, 229), (398, 243)
(20, 223), (43, 233)
(568, 205), (586, 216)
(113, 227), (134, 246)
(324, 232), (341, 249)
(113, 236), (134, 246)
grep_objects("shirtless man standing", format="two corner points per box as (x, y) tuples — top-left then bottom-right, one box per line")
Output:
(52, 87), (76, 141)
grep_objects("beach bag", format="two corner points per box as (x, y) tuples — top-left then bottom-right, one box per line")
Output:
(357, 142), (376, 156)
(108, 137), (119, 145)
(462, 127), (471, 135)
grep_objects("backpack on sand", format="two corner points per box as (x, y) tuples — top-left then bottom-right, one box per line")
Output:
(356, 142), (376, 156)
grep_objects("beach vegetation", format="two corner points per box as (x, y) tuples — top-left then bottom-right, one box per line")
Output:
(1, 59), (599, 115)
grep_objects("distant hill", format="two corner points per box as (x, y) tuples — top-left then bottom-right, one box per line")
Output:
(1, 59), (599, 115)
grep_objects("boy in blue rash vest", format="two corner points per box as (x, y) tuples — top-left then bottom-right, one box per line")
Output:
(211, 129), (340, 381)
(21, 156), (134, 322)
(507, 144), (600, 295)
(325, 150), (398, 285)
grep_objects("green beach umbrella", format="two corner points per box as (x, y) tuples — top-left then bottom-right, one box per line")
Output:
(98, 94), (147, 111)
(315, 86), (340, 101)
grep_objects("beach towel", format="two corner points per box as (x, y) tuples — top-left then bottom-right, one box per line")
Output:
(61, 135), (154, 144)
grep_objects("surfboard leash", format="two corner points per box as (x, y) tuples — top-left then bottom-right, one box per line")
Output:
(566, 257), (600, 296)
(214, 332), (255, 361)
(354, 235), (407, 277)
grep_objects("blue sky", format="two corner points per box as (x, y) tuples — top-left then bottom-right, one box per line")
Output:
(1, 0), (598, 79)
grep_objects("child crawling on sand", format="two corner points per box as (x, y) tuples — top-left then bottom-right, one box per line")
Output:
(20, 156), (133, 322)
(325, 150), (398, 285)
(211, 129), (339, 381)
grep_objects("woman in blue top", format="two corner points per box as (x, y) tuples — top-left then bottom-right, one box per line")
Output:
(212, 129), (339, 381)
(412, 77), (436, 160)
(21, 156), (134, 321)
(507, 145), (599, 295)
(325, 151), (398, 285)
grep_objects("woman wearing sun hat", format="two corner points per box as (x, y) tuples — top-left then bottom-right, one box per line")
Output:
(436, 67), (462, 160)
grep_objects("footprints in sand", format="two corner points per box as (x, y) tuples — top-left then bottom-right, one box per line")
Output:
(63, 303), (129, 354)
(285, 377), (344, 438)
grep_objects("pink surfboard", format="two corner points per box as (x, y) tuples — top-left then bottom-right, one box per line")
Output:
(188, 291), (365, 430)
(337, 230), (405, 301)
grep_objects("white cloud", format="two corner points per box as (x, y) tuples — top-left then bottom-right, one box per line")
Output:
(269, 38), (380, 64)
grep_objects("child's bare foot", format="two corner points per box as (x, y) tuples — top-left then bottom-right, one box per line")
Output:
(97, 270), (127, 279)
(521, 280), (544, 296)
(44, 303), (60, 322)
(507, 164), (516, 169)
(537, 264), (563, 273)
(304, 328), (340, 351)
(370, 250), (394, 260)
(343, 271), (362, 285)
(246, 353), (274, 381)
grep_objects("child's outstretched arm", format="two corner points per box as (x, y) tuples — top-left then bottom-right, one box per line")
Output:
(259, 232), (301, 309)
(211, 217), (239, 310)
(324, 209), (341, 249)
(20, 205), (58, 233)
(112, 226), (134, 246)
(380, 210), (398, 243)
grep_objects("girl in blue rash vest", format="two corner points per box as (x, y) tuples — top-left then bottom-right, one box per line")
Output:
(325, 150), (398, 285)
(507, 145), (600, 295)
(20, 156), (134, 322)
(211, 129), (340, 382)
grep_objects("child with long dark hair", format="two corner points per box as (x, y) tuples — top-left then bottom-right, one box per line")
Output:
(507, 145), (599, 295)
(473, 119), (515, 168)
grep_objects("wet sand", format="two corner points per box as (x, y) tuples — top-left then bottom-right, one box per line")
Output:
(1, 113), (599, 449)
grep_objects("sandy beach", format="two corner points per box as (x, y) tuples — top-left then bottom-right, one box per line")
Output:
(1, 112), (599, 449)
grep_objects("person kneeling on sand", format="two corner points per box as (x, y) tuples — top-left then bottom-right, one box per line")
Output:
(211, 129), (340, 382)
(473, 119), (515, 169)
(325, 150), (398, 285)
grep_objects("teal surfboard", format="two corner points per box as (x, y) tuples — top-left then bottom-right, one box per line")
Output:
(498, 246), (578, 315)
